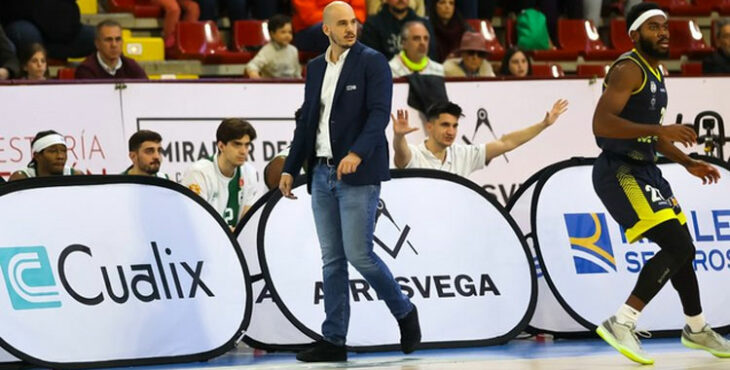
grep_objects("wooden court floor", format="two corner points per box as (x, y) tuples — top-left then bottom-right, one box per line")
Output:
(133, 337), (730, 370)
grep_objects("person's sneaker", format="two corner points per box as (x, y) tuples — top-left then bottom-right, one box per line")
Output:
(596, 315), (654, 365)
(398, 304), (421, 354)
(295, 340), (347, 362)
(681, 324), (730, 358)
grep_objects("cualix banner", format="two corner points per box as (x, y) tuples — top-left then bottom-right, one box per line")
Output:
(0, 176), (252, 368)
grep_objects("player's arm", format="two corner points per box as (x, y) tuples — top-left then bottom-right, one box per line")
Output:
(392, 109), (417, 168)
(485, 99), (568, 162)
(593, 62), (696, 147)
(8, 171), (28, 181)
(71, 168), (85, 175)
(656, 138), (720, 184)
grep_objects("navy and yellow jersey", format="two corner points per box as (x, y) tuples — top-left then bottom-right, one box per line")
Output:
(593, 153), (686, 243)
(596, 49), (668, 163)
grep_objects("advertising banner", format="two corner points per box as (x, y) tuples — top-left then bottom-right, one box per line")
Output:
(530, 158), (730, 333)
(0, 176), (251, 368)
(258, 170), (536, 349)
(0, 84), (127, 179)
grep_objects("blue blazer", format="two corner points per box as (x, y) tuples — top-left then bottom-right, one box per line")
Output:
(283, 42), (392, 192)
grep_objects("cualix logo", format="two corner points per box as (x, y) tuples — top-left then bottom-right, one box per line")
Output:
(0, 242), (214, 310)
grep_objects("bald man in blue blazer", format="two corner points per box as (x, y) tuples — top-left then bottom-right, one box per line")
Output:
(280, 1), (420, 363)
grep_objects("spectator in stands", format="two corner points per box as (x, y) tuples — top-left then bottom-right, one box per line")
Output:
(361, 0), (437, 60)
(391, 100), (568, 176)
(181, 119), (259, 228)
(198, 0), (278, 22)
(292, 0), (366, 53)
(9, 130), (84, 181)
(0, 0), (95, 59)
(703, 18), (730, 74)
(539, 0), (583, 44)
(154, 0), (200, 49)
(122, 130), (168, 178)
(0, 25), (20, 80)
(75, 20), (148, 80)
(429, 0), (471, 62)
(499, 47), (532, 77)
(367, 0), (425, 16)
(390, 21), (444, 77)
(246, 14), (302, 79)
(19, 43), (48, 80)
(443, 32), (495, 77)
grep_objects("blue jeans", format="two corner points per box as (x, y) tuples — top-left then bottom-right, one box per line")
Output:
(5, 20), (95, 59)
(311, 163), (413, 346)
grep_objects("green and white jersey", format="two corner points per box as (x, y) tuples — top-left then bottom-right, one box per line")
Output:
(20, 166), (74, 177)
(181, 153), (259, 227)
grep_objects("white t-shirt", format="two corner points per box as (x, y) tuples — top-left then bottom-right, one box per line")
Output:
(405, 142), (487, 177)
(181, 153), (259, 227)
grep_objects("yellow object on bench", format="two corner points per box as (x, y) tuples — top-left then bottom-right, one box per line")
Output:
(122, 30), (165, 62)
(148, 74), (200, 80)
(77, 0), (98, 14)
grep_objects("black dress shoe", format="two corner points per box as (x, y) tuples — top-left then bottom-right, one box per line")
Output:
(398, 304), (421, 354)
(296, 340), (347, 362)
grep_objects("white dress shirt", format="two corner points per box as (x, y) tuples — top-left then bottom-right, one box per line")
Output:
(96, 52), (123, 76)
(315, 46), (351, 158)
(405, 141), (487, 177)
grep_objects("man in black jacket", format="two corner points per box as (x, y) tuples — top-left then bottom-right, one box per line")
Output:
(0, 25), (19, 79)
(703, 18), (730, 74)
(360, 0), (436, 60)
(1, 0), (94, 59)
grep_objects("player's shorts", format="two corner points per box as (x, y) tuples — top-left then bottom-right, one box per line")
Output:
(592, 152), (686, 243)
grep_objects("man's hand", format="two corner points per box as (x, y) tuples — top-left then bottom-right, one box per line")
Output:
(337, 152), (361, 180)
(0, 68), (9, 80)
(686, 159), (720, 185)
(543, 99), (569, 127)
(658, 124), (697, 148)
(392, 109), (418, 136)
(279, 173), (297, 199)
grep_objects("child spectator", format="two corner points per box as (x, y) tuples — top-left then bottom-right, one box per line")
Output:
(245, 14), (301, 79)
(19, 43), (48, 80)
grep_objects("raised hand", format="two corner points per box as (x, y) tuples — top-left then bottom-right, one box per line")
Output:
(391, 109), (418, 136)
(543, 99), (569, 127)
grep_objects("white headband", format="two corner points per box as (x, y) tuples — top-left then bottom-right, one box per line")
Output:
(31, 134), (66, 154)
(628, 9), (667, 36)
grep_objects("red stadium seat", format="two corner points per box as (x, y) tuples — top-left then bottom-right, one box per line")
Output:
(171, 21), (252, 64)
(57, 67), (76, 80)
(654, 0), (713, 16)
(465, 19), (505, 60)
(610, 19), (634, 54)
(681, 62), (703, 76)
(576, 64), (610, 77)
(668, 19), (714, 59)
(234, 20), (269, 51)
(108, 0), (163, 18)
(298, 51), (319, 65)
(531, 63), (565, 78)
(505, 18), (517, 48)
(560, 19), (623, 60)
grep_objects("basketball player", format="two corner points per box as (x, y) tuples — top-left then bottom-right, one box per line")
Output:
(181, 119), (260, 228)
(9, 130), (84, 180)
(592, 2), (730, 364)
(122, 130), (168, 178)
